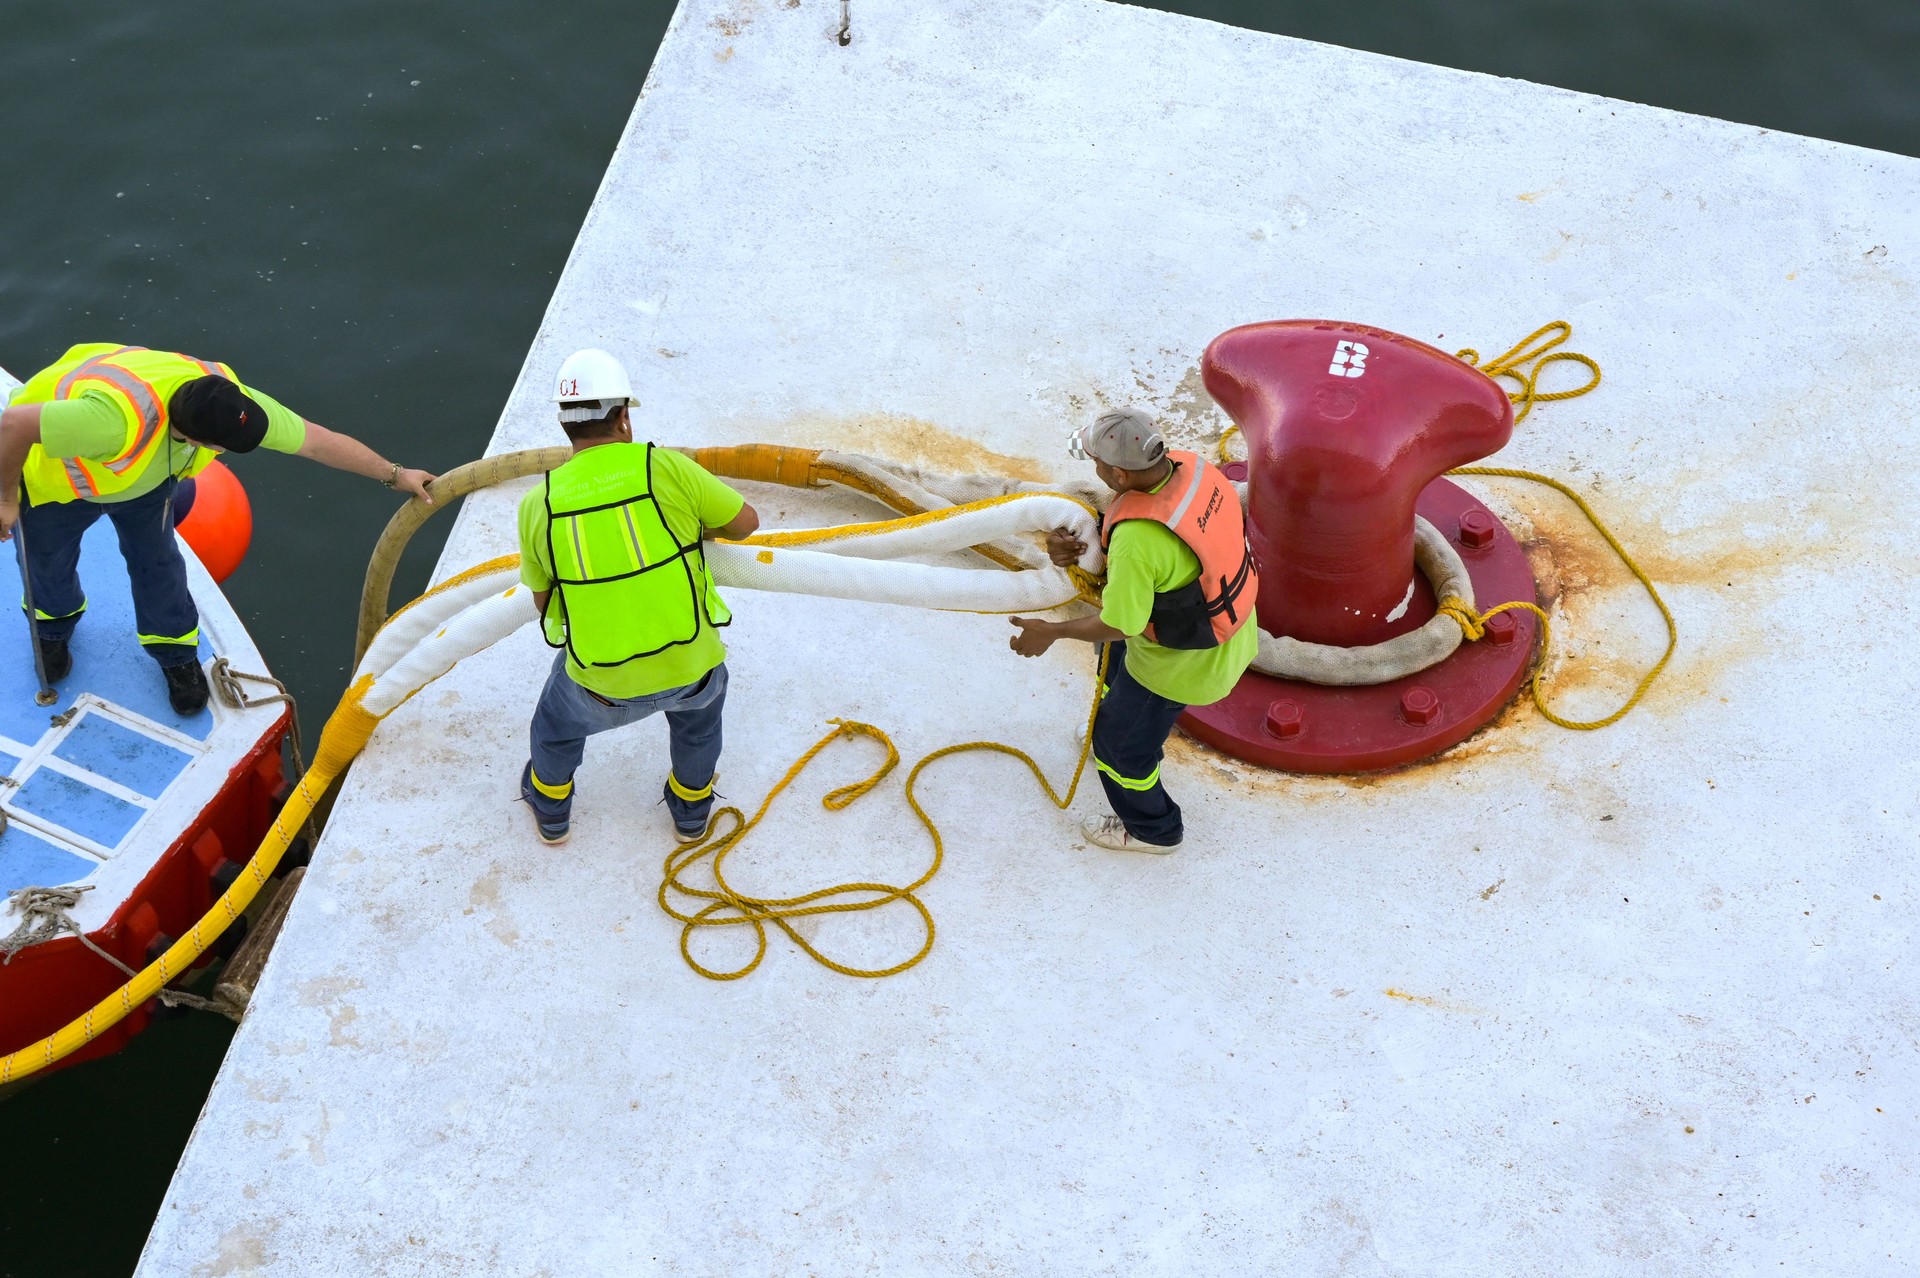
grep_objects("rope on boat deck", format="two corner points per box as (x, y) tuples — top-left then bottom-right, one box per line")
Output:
(210, 657), (323, 847)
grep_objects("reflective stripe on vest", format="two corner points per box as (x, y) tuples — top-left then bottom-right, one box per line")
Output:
(16, 345), (231, 503)
(1099, 450), (1260, 650)
(540, 442), (728, 668)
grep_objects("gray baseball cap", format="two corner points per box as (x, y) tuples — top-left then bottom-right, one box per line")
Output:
(1069, 407), (1168, 470)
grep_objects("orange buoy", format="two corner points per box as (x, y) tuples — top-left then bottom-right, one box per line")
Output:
(176, 459), (253, 583)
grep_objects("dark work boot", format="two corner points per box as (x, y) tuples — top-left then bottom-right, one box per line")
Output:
(162, 661), (210, 715)
(519, 762), (572, 846)
(40, 636), (72, 683)
(662, 778), (714, 843)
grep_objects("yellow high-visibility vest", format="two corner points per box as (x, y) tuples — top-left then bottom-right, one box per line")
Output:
(11, 344), (230, 503)
(540, 442), (731, 668)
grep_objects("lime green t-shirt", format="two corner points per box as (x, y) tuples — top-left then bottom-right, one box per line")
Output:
(1099, 517), (1258, 706)
(518, 444), (746, 699)
(31, 385), (307, 503)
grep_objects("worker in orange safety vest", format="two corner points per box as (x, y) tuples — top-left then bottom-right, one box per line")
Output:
(1009, 408), (1259, 854)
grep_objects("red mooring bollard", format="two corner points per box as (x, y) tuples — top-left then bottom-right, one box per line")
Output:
(1182, 321), (1542, 773)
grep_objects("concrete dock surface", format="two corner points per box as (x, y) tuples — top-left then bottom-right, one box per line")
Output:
(140, 2), (1918, 1274)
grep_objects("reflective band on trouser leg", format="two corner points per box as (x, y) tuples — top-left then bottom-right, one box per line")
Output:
(28, 601), (87, 622)
(1093, 755), (1161, 792)
(530, 767), (574, 800)
(666, 771), (713, 802)
(137, 628), (201, 647)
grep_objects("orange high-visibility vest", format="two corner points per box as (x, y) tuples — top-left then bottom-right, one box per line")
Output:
(10, 344), (230, 503)
(1100, 450), (1259, 650)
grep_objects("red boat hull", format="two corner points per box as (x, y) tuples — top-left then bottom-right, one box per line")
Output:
(0, 711), (292, 1078)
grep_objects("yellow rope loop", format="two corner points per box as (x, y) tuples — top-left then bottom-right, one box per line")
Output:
(1456, 321), (1601, 423)
(819, 718), (900, 809)
(1067, 565), (1106, 607)
(1444, 467), (1678, 731)
(658, 649), (1108, 981)
(1434, 595), (1485, 641)
(1217, 423), (1244, 465)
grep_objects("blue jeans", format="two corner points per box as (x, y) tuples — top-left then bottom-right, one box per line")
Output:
(524, 653), (728, 825)
(15, 481), (200, 666)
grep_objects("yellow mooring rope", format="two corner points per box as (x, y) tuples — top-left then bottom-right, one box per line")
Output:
(1437, 466), (1677, 730)
(660, 649), (1107, 980)
(0, 675), (383, 1086)
(1454, 320), (1601, 423)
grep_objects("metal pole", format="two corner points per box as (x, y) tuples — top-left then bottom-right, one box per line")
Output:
(11, 517), (59, 707)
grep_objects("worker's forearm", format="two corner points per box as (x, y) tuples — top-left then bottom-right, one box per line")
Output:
(296, 421), (396, 479)
(1049, 614), (1129, 645)
(0, 406), (46, 503)
(707, 502), (760, 541)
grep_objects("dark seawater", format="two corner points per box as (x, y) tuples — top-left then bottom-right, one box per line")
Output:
(0, 2), (1911, 1273)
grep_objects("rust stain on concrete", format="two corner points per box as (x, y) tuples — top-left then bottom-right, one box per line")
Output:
(765, 412), (1051, 482)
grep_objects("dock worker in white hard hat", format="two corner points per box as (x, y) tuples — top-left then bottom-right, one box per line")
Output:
(1009, 408), (1260, 854)
(0, 343), (437, 715)
(515, 347), (760, 846)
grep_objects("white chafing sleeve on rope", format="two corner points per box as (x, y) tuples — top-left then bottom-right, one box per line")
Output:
(738, 493), (1105, 575)
(356, 563), (525, 684)
(1248, 516), (1476, 686)
(363, 583), (540, 716)
(816, 453), (1112, 572)
(708, 542), (1084, 614)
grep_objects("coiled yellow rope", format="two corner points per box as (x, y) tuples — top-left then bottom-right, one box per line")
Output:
(1454, 320), (1602, 423)
(659, 650), (1106, 980)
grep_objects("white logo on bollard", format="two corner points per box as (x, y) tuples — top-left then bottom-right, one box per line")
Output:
(1328, 340), (1369, 378)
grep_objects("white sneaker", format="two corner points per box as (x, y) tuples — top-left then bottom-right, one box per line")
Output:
(1079, 812), (1180, 855)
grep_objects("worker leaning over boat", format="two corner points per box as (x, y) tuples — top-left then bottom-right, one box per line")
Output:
(1009, 409), (1259, 854)
(0, 343), (436, 714)
(517, 348), (760, 846)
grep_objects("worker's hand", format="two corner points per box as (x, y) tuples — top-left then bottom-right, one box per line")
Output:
(394, 467), (438, 505)
(0, 498), (18, 543)
(1008, 616), (1058, 658)
(1045, 527), (1086, 568)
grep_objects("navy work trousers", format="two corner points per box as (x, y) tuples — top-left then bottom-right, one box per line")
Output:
(15, 482), (199, 667)
(525, 653), (728, 826)
(1090, 642), (1187, 847)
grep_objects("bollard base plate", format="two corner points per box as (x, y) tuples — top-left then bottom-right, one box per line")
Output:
(1179, 478), (1538, 774)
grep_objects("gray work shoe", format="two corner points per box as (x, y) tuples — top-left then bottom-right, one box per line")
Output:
(1079, 812), (1180, 855)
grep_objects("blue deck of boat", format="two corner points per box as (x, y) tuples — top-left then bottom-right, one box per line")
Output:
(1, 521), (213, 895)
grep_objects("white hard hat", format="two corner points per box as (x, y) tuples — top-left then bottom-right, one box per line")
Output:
(553, 348), (635, 422)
